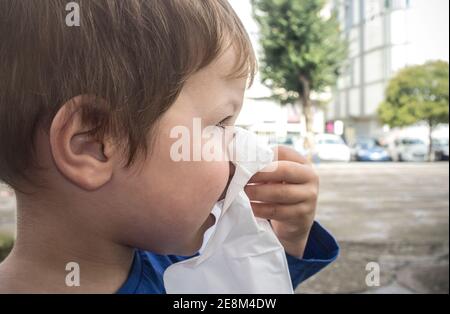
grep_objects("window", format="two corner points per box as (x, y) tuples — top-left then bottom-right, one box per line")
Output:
(385, 0), (411, 10)
(345, 0), (354, 32)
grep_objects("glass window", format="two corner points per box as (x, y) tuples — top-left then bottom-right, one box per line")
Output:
(345, 0), (354, 32)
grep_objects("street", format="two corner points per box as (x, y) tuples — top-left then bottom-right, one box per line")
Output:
(297, 162), (449, 294)
(1, 162), (449, 293)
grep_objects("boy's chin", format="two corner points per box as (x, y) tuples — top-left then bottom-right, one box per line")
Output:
(202, 213), (216, 230)
(176, 214), (216, 256)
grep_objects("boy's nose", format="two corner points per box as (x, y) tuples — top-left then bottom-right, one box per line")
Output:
(218, 162), (235, 201)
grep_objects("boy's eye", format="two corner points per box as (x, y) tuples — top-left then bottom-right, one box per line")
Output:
(216, 116), (232, 128)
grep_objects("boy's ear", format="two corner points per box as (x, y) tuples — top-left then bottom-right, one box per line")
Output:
(50, 95), (115, 191)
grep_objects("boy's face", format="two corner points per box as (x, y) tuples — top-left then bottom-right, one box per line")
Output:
(110, 48), (247, 255)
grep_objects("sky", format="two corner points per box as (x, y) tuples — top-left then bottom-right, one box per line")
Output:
(406, 0), (449, 63)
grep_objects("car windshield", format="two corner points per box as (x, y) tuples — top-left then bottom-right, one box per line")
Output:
(433, 139), (449, 146)
(403, 139), (424, 145)
(318, 138), (344, 145)
(357, 139), (377, 149)
(269, 138), (294, 145)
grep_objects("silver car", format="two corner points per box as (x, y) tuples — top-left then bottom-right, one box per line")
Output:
(391, 138), (428, 162)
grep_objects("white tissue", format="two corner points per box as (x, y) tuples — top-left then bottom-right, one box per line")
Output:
(163, 128), (294, 294)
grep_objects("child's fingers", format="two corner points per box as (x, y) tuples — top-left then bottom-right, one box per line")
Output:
(244, 182), (313, 204)
(248, 160), (316, 184)
(249, 202), (302, 221)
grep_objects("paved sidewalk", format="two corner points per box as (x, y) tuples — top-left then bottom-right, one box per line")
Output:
(296, 162), (449, 294)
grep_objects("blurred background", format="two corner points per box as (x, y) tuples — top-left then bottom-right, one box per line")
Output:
(229, 0), (449, 293)
(1, 0), (449, 293)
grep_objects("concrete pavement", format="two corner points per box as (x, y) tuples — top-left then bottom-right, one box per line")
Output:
(296, 162), (449, 294)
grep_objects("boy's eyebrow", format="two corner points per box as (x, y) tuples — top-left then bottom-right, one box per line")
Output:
(222, 71), (249, 81)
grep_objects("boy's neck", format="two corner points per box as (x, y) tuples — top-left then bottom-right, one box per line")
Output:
(0, 196), (135, 293)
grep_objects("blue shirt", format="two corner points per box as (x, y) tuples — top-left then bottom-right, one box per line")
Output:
(117, 221), (339, 294)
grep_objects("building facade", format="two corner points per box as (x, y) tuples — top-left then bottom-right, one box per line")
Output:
(328, 0), (449, 143)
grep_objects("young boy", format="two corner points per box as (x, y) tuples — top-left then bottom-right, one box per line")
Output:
(0, 0), (338, 293)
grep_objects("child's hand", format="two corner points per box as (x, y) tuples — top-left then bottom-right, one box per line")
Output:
(244, 146), (318, 258)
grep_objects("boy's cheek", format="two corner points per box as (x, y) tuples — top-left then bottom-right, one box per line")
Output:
(159, 162), (229, 249)
(111, 159), (229, 253)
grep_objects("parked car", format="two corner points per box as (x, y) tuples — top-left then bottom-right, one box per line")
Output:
(268, 137), (308, 155)
(269, 137), (295, 148)
(351, 138), (391, 162)
(314, 134), (351, 162)
(390, 138), (428, 162)
(432, 138), (449, 161)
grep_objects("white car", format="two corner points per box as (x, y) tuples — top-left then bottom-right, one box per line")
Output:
(432, 138), (449, 161)
(314, 134), (351, 162)
(390, 138), (428, 162)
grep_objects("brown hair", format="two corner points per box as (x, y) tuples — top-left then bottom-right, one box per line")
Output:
(0, 0), (256, 189)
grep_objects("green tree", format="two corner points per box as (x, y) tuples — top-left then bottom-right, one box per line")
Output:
(378, 60), (449, 160)
(251, 0), (347, 152)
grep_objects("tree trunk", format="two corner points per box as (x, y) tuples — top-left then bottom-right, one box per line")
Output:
(428, 121), (434, 162)
(299, 75), (315, 160)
